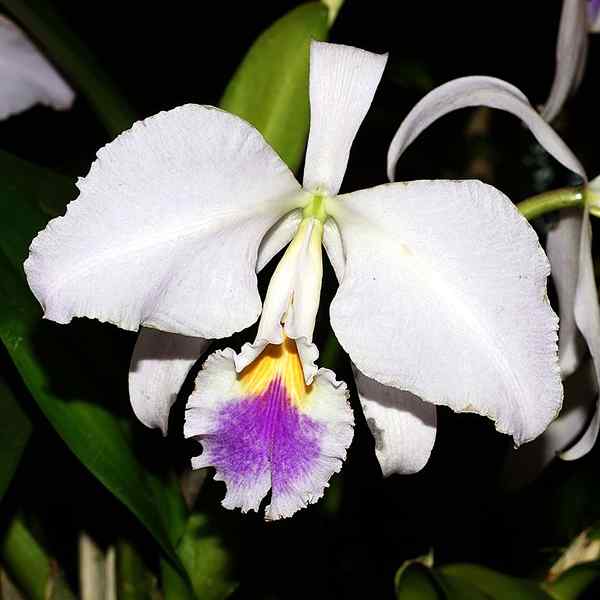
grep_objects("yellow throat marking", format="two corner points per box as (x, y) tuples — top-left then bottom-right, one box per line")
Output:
(239, 338), (312, 410)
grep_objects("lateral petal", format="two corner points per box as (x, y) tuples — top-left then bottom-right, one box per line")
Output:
(0, 15), (74, 119)
(546, 209), (587, 377)
(560, 400), (600, 460)
(387, 76), (586, 182)
(562, 208), (600, 459)
(329, 180), (562, 445)
(541, 0), (588, 121)
(25, 104), (303, 338)
(303, 41), (387, 196)
(128, 328), (210, 434)
(354, 367), (436, 476)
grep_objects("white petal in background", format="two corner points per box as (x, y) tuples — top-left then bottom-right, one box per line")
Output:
(504, 359), (597, 488)
(303, 41), (387, 196)
(354, 368), (436, 476)
(546, 209), (587, 378)
(129, 328), (210, 434)
(565, 209), (600, 458)
(541, 0), (588, 122)
(25, 104), (303, 338)
(387, 76), (586, 183)
(0, 15), (74, 120)
(329, 180), (562, 445)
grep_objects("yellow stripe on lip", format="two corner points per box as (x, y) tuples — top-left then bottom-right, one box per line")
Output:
(239, 338), (312, 409)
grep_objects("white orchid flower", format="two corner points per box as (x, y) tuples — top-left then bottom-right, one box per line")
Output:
(26, 42), (567, 520)
(541, 0), (599, 122)
(0, 14), (74, 120)
(387, 76), (600, 473)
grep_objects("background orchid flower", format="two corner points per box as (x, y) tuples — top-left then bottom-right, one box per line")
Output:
(26, 41), (565, 520)
(538, 0), (600, 466)
(387, 75), (600, 473)
(0, 14), (74, 120)
(541, 0), (599, 122)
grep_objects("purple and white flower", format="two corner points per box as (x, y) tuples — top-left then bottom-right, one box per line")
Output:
(25, 42), (571, 518)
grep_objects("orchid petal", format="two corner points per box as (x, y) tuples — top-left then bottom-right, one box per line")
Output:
(546, 209), (587, 377)
(504, 359), (596, 487)
(185, 343), (353, 519)
(541, 0), (588, 121)
(303, 41), (387, 196)
(387, 76), (586, 183)
(561, 208), (600, 459)
(560, 400), (600, 460)
(0, 15), (74, 119)
(329, 180), (562, 445)
(256, 209), (302, 272)
(128, 328), (210, 434)
(323, 217), (345, 282)
(589, 0), (600, 31)
(354, 367), (436, 476)
(25, 104), (303, 338)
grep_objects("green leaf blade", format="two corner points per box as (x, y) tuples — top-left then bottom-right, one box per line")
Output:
(220, 2), (329, 173)
(0, 151), (184, 574)
(0, 379), (32, 502)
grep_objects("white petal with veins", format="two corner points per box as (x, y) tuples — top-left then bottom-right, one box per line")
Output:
(329, 180), (562, 445)
(354, 367), (436, 476)
(25, 104), (303, 338)
(303, 41), (387, 196)
(0, 15), (74, 119)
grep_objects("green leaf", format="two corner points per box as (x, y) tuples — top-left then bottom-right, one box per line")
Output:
(161, 558), (195, 600)
(0, 379), (32, 502)
(440, 564), (552, 600)
(544, 561), (600, 600)
(395, 561), (444, 600)
(177, 514), (238, 600)
(0, 150), (184, 572)
(1, 514), (76, 600)
(116, 539), (159, 600)
(220, 2), (329, 173)
(0, 0), (137, 136)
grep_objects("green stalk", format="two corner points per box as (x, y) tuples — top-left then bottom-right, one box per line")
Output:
(0, 515), (75, 600)
(1, 0), (137, 136)
(517, 187), (584, 221)
(116, 539), (158, 600)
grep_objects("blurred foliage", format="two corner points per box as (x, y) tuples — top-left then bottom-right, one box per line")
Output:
(0, 1), (600, 599)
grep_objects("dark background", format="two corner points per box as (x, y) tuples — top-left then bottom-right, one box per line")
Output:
(2, 2), (600, 598)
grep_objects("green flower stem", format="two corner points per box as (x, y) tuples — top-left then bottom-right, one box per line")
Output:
(1, 0), (137, 136)
(517, 187), (584, 221)
(0, 515), (75, 600)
